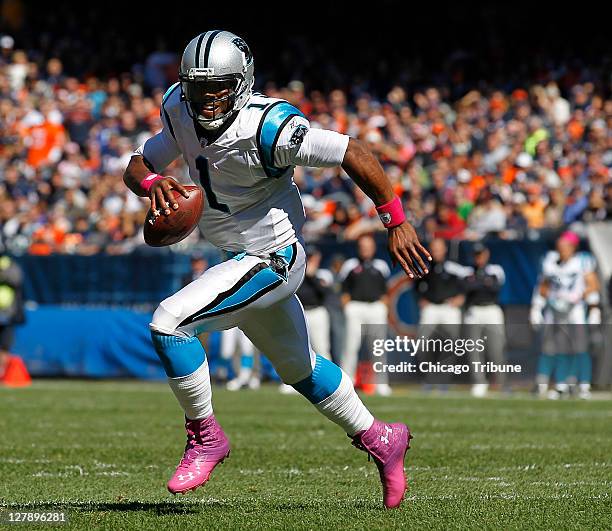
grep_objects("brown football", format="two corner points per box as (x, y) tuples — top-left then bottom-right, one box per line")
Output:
(143, 185), (204, 247)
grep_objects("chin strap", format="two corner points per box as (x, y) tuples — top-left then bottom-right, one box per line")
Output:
(198, 115), (231, 130)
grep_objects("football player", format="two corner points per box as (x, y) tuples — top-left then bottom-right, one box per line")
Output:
(531, 231), (600, 399)
(124, 30), (431, 508)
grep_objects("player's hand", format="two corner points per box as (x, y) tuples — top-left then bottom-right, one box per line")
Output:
(387, 221), (432, 279)
(149, 177), (190, 217)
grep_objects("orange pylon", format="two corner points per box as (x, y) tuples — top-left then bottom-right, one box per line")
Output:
(1, 355), (32, 387)
(355, 361), (376, 395)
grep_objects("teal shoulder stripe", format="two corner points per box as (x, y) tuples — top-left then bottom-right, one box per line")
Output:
(257, 101), (305, 178)
(162, 82), (180, 105)
(161, 83), (180, 140)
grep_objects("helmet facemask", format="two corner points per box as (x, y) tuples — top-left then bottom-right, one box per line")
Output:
(180, 71), (244, 130)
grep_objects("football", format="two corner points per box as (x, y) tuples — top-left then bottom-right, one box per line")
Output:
(143, 185), (204, 247)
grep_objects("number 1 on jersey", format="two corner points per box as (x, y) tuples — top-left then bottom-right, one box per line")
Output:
(196, 156), (230, 213)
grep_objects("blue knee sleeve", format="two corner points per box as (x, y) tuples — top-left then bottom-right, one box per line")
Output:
(537, 354), (555, 379)
(151, 331), (206, 378)
(293, 354), (342, 403)
(577, 352), (592, 384)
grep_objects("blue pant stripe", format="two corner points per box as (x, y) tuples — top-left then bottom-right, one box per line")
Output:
(206, 267), (279, 315)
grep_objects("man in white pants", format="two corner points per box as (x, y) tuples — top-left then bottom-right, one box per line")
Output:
(299, 246), (333, 359)
(416, 239), (466, 328)
(340, 234), (392, 395)
(123, 30), (431, 507)
(416, 238), (468, 387)
(462, 243), (506, 397)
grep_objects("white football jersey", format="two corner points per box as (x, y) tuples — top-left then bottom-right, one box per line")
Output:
(137, 86), (349, 255)
(541, 250), (595, 322)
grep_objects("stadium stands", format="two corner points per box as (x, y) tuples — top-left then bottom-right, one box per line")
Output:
(1, 43), (610, 255)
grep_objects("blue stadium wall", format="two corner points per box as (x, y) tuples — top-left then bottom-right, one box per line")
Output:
(12, 236), (561, 379)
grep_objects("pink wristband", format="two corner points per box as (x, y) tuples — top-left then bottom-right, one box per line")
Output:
(140, 173), (165, 192)
(376, 196), (406, 228)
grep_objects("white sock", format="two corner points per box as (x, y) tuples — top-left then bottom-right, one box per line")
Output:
(167, 360), (213, 420)
(314, 371), (374, 436)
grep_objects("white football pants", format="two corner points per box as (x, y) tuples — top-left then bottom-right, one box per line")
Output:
(150, 241), (317, 384)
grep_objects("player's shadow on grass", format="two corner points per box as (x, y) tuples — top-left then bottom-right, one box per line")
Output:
(8, 498), (381, 513)
(82, 501), (201, 515)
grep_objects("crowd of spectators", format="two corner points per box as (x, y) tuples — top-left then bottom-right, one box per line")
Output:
(0, 35), (610, 255)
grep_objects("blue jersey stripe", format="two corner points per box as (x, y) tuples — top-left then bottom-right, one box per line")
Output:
(162, 82), (180, 105)
(161, 83), (180, 140)
(257, 101), (305, 178)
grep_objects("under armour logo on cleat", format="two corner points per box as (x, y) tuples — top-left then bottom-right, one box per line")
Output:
(380, 426), (393, 444)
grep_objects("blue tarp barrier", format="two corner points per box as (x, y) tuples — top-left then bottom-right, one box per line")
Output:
(13, 306), (280, 380)
(14, 306), (163, 378)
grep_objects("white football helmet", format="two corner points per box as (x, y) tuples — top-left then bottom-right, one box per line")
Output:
(179, 30), (255, 129)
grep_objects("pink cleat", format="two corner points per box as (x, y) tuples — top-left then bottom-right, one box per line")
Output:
(167, 415), (230, 494)
(351, 419), (412, 509)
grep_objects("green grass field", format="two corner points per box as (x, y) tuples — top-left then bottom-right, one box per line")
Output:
(1, 381), (611, 530)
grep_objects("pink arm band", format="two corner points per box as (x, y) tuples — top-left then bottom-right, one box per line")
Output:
(375, 196), (406, 228)
(140, 173), (165, 192)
